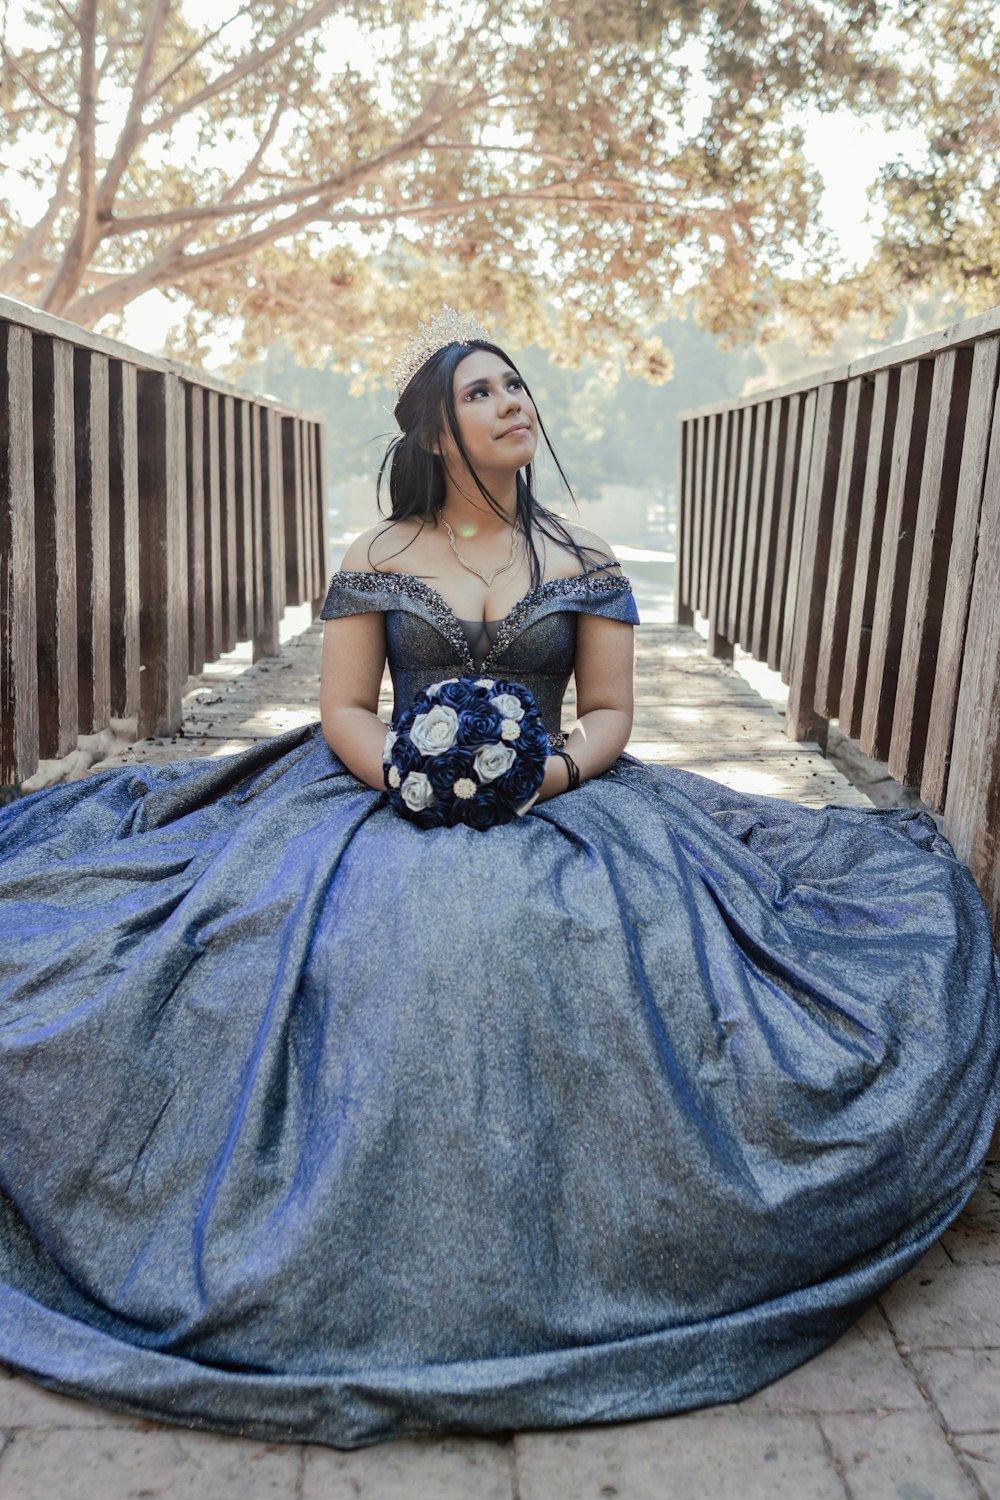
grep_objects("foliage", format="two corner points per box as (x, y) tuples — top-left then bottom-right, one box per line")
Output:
(868, 0), (1000, 314)
(0, 0), (923, 378)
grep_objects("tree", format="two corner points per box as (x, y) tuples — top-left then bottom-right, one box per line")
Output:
(868, 0), (1000, 315)
(0, 0), (916, 378)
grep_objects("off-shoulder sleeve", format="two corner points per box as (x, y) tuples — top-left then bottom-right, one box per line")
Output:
(319, 570), (400, 620)
(532, 564), (640, 628)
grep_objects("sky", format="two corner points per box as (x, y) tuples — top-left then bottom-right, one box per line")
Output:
(0, 3), (927, 366)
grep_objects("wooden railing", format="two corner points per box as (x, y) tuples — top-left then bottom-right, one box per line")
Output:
(677, 304), (1000, 942)
(0, 295), (327, 785)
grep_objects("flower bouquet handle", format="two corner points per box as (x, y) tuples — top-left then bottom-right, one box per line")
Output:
(383, 677), (549, 829)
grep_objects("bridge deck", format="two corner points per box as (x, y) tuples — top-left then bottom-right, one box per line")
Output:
(55, 617), (874, 809)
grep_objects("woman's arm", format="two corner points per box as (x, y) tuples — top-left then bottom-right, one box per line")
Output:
(536, 607), (635, 802)
(319, 610), (391, 790)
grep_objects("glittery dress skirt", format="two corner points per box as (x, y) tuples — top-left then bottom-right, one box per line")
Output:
(0, 567), (998, 1449)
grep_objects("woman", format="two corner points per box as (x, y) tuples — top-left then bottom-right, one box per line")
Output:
(0, 310), (997, 1451)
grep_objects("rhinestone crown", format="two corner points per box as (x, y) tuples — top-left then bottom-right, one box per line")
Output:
(392, 305), (491, 398)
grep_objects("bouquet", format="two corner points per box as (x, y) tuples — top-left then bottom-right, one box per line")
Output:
(383, 676), (549, 830)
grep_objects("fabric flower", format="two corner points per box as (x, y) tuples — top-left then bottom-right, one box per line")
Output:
(387, 765), (401, 788)
(474, 678), (496, 689)
(383, 729), (398, 764)
(453, 777), (477, 800)
(425, 678), (459, 697)
(500, 719), (520, 741)
(400, 771), (435, 812)
(409, 704), (460, 756)
(458, 705), (503, 747)
(474, 742), (517, 783)
(490, 693), (524, 721)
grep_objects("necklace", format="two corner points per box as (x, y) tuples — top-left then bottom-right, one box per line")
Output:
(442, 516), (521, 587)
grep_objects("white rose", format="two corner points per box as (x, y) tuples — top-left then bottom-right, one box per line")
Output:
(425, 678), (459, 697)
(474, 678), (496, 689)
(400, 771), (435, 811)
(490, 693), (524, 721)
(382, 728), (398, 764)
(473, 742), (517, 783)
(409, 703), (460, 756)
(500, 718), (521, 741)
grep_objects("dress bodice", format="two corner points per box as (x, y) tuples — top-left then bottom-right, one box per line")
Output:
(319, 560), (641, 735)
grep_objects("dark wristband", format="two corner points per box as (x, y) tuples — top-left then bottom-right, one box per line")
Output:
(550, 748), (580, 793)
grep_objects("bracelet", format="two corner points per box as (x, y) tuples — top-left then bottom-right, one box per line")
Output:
(550, 749), (580, 793)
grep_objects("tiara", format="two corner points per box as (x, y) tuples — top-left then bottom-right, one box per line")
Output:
(392, 306), (491, 397)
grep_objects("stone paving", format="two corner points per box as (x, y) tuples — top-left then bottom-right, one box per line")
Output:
(3, 610), (999, 1498)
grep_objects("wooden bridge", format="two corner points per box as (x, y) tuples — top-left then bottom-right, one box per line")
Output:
(3, 295), (999, 940)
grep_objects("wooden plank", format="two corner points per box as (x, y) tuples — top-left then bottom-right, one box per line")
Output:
(715, 406), (742, 647)
(726, 404), (756, 643)
(312, 422), (328, 610)
(766, 393), (803, 673)
(108, 361), (140, 719)
(860, 359), (934, 762)
(204, 388), (222, 663)
(73, 349), (110, 733)
(137, 369), (188, 737)
(786, 381), (846, 741)
(889, 346), (974, 789)
(221, 394), (238, 652)
(737, 400), (770, 649)
(283, 414), (304, 606)
(837, 368), (899, 737)
(943, 399), (1000, 942)
(699, 413), (721, 617)
(690, 414), (706, 619)
(922, 335), (1000, 810)
(0, 323), (37, 783)
(31, 336), (78, 759)
(815, 376), (873, 718)
(235, 399), (256, 642)
(299, 417), (315, 612)
(706, 410), (734, 660)
(750, 396), (785, 661)
(253, 406), (281, 659)
(186, 386), (206, 675)
(675, 419), (693, 624)
(779, 387), (817, 684)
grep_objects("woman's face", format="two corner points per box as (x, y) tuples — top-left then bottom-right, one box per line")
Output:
(437, 349), (538, 479)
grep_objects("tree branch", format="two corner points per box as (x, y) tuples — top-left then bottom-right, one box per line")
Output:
(95, 0), (173, 216)
(147, 0), (342, 137)
(146, 4), (255, 101)
(0, 48), (76, 119)
(0, 128), (78, 292)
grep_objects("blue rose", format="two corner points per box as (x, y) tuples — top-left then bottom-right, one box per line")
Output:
(425, 747), (475, 795)
(503, 753), (547, 808)
(455, 785), (507, 830)
(436, 680), (474, 711)
(457, 705), (503, 747)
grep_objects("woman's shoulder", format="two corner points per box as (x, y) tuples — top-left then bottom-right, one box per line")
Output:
(338, 519), (424, 574)
(552, 517), (622, 575)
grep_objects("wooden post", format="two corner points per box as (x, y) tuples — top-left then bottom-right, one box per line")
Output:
(706, 410), (734, 662)
(0, 323), (37, 783)
(74, 349), (111, 734)
(221, 394), (238, 653)
(253, 405), (282, 659)
(311, 422), (328, 615)
(922, 335), (1000, 811)
(186, 385), (206, 675)
(675, 419), (693, 626)
(860, 359), (934, 763)
(786, 381), (845, 744)
(32, 335), (78, 759)
(137, 369), (187, 738)
(814, 376), (874, 719)
(890, 346), (974, 790)
(766, 393), (803, 674)
(235, 399), (257, 642)
(108, 361), (141, 720)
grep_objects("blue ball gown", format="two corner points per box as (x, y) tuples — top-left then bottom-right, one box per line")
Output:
(0, 560), (998, 1449)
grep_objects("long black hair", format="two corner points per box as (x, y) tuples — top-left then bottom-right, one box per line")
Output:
(371, 340), (606, 587)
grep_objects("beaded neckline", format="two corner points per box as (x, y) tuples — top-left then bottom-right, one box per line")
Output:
(327, 561), (631, 673)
